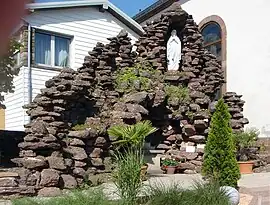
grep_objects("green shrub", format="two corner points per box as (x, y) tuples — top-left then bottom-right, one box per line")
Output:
(114, 62), (160, 93)
(233, 128), (259, 161)
(113, 149), (144, 205)
(147, 182), (230, 205)
(202, 99), (240, 188)
(161, 158), (179, 166)
(71, 124), (89, 131)
(164, 85), (190, 104)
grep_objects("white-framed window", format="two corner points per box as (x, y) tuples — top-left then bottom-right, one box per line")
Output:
(35, 31), (71, 68)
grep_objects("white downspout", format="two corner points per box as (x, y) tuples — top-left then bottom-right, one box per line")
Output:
(27, 23), (32, 123)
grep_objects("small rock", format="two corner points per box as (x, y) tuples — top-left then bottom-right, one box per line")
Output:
(0, 178), (18, 187)
(38, 187), (62, 197)
(184, 170), (197, 174)
(183, 124), (196, 136)
(194, 120), (208, 129)
(90, 148), (103, 158)
(12, 156), (48, 169)
(190, 160), (203, 166)
(124, 92), (148, 105)
(0, 172), (19, 178)
(74, 161), (87, 167)
(189, 135), (206, 143)
(40, 169), (60, 187)
(126, 104), (149, 115)
(73, 168), (86, 177)
(47, 156), (66, 170)
(91, 158), (104, 167)
(179, 162), (196, 170)
(156, 144), (171, 150)
(68, 130), (89, 139)
(64, 146), (87, 161)
(60, 174), (77, 189)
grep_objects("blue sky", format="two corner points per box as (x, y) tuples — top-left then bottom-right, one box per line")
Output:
(35, 0), (157, 17)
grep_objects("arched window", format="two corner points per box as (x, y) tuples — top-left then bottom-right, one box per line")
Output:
(199, 15), (227, 96)
(201, 23), (222, 63)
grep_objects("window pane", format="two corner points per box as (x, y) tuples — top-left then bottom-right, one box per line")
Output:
(202, 23), (221, 45)
(35, 33), (51, 65)
(55, 36), (69, 67)
(205, 42), (221, 61)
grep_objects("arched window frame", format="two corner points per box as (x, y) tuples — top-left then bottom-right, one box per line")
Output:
(199, 15), (227, 94)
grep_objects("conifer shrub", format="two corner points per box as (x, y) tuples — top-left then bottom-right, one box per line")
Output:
(202, 99), (240, 188)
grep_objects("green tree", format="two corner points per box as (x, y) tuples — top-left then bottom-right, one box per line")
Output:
(202, 99), (240, 188)
(0, 38), (21, 107)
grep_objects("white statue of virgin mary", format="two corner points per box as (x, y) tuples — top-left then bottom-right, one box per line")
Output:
(167, 30), (182, 71)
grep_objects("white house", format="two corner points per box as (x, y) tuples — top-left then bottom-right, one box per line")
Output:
(134, 0), (270, 137)
(0, 0), (143, 131)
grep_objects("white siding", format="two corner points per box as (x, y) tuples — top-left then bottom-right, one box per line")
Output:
(4, 66), (61, 131)
(26, 7), (140, 69)
(31, 67), (60, 99)
(3, 67), (28, 131)
(5, 6), (141, 131)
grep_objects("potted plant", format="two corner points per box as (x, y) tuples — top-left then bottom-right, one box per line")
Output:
(161, 158), (179, 174)
(234, 128), (259, 174)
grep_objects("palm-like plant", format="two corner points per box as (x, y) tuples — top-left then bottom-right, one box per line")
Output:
(108, 120), (158, 150)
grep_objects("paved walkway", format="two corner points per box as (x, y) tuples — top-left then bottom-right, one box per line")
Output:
(143, 165), (270, 205)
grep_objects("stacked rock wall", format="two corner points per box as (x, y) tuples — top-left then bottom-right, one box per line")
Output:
(0, 2), (251, 197)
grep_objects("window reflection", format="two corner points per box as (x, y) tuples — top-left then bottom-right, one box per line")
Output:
(201, 22), (222, 63)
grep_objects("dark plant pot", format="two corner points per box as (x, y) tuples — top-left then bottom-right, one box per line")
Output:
(238, 161), (254, 174)
(166, 166), (176, 174)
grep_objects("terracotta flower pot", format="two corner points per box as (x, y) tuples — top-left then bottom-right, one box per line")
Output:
(166, 166), (176, 174)
(238, 161), (254, 174)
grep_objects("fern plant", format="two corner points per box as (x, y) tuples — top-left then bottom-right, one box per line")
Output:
(107, 120), (158, 150)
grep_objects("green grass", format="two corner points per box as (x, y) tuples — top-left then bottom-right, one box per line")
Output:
(12, 189), (116, 205)
(12, 182), (230, 205)
(146, 181), (230, 205)
(112, 149), (144, 205)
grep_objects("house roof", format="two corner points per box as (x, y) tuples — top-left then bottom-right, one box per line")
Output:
(133, 0), (178, 24)
(26, 0), (144, 35)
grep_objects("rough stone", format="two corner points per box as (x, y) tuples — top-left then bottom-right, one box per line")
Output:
(126, 103), (149, 115)
(12, 156), (48, 169)
(47, 156), (66, 170)
(183, 124), (196, 136)
(73, 168), (86, 177)
(60, 174), (77, 189)
(124, 92), (148, 105)
(68, 130), (89, 139)
(0, 178), (18, 187)
(90, 148), (103, 158)
(38, 187), (62, 197)
(64, 146), (88, 161)
(40, 169), (60, 187)
(189, 135), (206, 143)
(0, 186), (35, 195)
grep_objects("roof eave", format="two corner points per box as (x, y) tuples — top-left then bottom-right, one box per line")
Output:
(26, 1), (144, 36)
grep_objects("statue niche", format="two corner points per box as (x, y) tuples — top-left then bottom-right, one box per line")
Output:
(167, 29), (182, 71)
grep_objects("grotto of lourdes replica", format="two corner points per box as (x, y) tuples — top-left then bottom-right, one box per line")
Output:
(0, 2), (265, 198)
